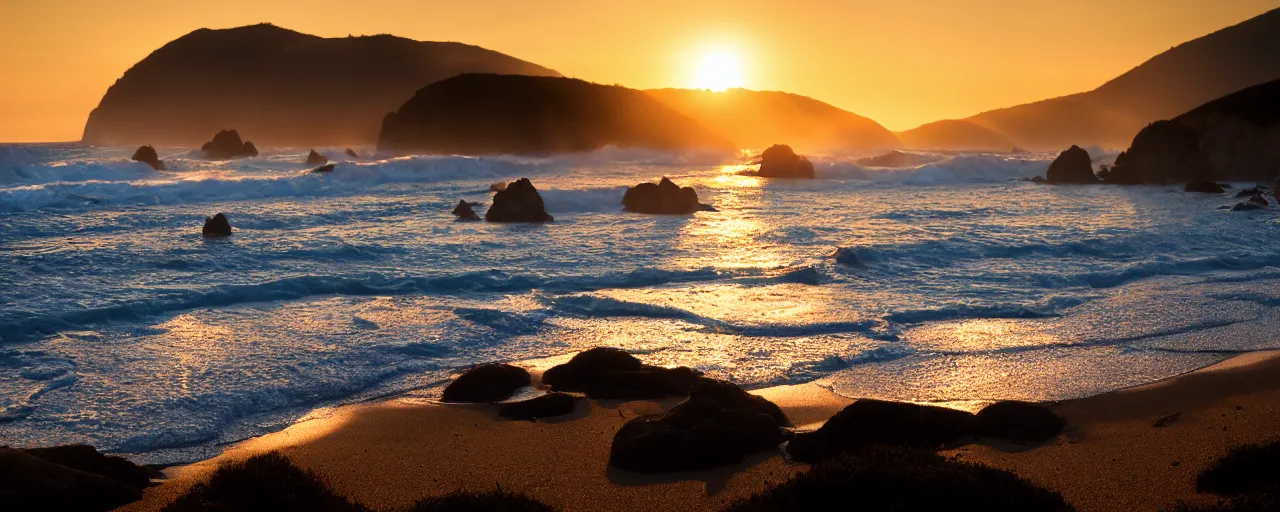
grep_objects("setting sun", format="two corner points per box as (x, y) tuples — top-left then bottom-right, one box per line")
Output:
(693, 50), (745, 92)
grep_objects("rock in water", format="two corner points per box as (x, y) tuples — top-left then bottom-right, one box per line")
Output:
(202, 213), (232, 237)
(452, 200), (481, 221)
(609, 378), (790, 472)
(1044, 145), (1097, 183)
(130, 145), (164, 170)
(200, 130), (259, 159)
(485, 178), (553, 222)
(1102, 120), (1213, 184)
(441, 363), (531, 403)
(1185, 180), (1227, 193)
(756, 144), (815, 178)
(344, 148), (360, 159)
(542, 347), (701, 399)
(310, 164), (334, 174)
(498, 392), (578, 420)
(622, 177), (702, 214)
(1236, 186), (1267, 197)
(1231, 194), (1270, 211)
(305, 150), (327, 165)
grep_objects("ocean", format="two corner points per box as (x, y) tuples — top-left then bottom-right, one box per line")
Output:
(1, 143), (1277, 464)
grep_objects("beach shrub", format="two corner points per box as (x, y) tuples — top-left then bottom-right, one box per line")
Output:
(724, 444), (1073, 511)
(162, 452), (364, 512)
(1177, 441), (1280, 511)
(406, 490), (555, 511)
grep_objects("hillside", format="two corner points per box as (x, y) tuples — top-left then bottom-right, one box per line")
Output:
(377, 74), (734, 155)
(81, 24), (560, 146)
(895, 119), (1015, 152)
(645, 88), (901, 154)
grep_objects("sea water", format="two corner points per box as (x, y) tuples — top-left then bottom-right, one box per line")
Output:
(2, 143), (1278, 463)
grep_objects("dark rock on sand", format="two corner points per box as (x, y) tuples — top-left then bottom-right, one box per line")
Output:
(452, 200), (481, 221)
(441, 363), (531, 403)
(1185, 180), (1228, 193)
(756, 144), (815, 179)
(200, 130), (259, 159)
(1044, 145), (1098, 184)
(975, 401), (1066, 443)
(310, 164), (334, 174)
(0, 445), (151, 512)
(131, 145), (164, 170)
(202, 213), (232, 237)
(498, 392), (578, 420)
(787, 399), (980, 463)
(344, 148), (360, 159)
(622, 177), (702, 214)
(485, 178), (553, 222)
(542, 347), (701, 400)
(305, 150), (327, 165)
(609, 378), (790, 472)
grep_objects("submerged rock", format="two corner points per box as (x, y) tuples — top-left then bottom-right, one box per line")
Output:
(787, 399), (979, 463)
(622, 177), (703, 214)
(305, 150), (327, 165)
(542, 347), (701, 399)
(200, 130), (259, 159)
(441, 363), (531, 403)
(1185, 180), (1228, 193)
(975, 401), (1065, 443)
(1044, 145), (1097, 184)
(452, 200), (481, 221)
(344, 148), (360, 159)
(610, 378), (790, 472)
(310, 164), (334, 174)
(485, 178), (553, 222)
(756, 144), (815, 179)
(831, 247), (862, 266)
(1236, 186), (1267, 197)
(0, 445), (154, 512)
(202, 213), (232, 237)
(498, 392), (578, 420)
(130, 145), (164, 170)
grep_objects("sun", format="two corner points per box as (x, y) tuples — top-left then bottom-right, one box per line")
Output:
(694, 50), (745, 92)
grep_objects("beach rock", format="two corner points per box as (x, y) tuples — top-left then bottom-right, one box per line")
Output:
(1185, 180), (1228, 193)
(1044, 145), (1098, 183)
(831, 247), (862, 266)
(609, 378), (790, 472)
(756, 144), (815, 179)
(305, 150), (327, 165)
(1236, 186), (1267, 197)
(484, 178), (553, 222)
(130, 145), (164, 170)
(542, 347), (701, 400)
(452, 200), (481, 221)
(1103, 120), (1212, 184)
(1231, 194), (1270, 211)
(498, 392), (578, 420)
(0, 446), (149, 511)
(441, 363), (531, 403)
(344, 148), (359, 159)
(200, 130), (259, 159)
(975, 401), (1066, 443)
(622, 177), (702, 214)
(310, 164), (334, 174)
(202, 213), (232, 238)
(786, 399), (980, 463)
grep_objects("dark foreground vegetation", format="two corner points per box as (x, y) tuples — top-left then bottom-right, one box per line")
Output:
(1175, 440), (1280, 511)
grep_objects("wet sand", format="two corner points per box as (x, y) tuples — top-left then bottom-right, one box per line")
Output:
(120, 353), (1280, 511)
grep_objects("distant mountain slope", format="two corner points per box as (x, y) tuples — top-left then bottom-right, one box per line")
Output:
(82, 24), (561, 147)
(964, 7), (1280, 150)
(895, 119), (1015, 152)
(377, 74), (734, 155)
(645, 88), (901, 154)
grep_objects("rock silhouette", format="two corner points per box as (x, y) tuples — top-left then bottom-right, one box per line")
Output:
(441, 363), (531, 403)
(202, 213), (232, 237)
(755, 144), (815, 179)
(1231, 194), (1270, 211)
(622, 177), (703, 214)
(498, 392), (578, 420)
(1185, 180), (1227, 194)
(0, 444), (156, 512)
(310, 164), (335, 174)
(344, 148), (360, 159)
(305, 150), (327, 165)
(542, 347), (701, 399)
(452, 200), (481, 221)
(1044, 145), (1098, 183)
(200, 130), (258, 159)
(377, 74), (733, 155)
(130, 145), (164, 170)
(484, 178), (553, 222)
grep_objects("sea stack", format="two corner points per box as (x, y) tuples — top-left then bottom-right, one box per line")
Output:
(452, 200), (481, 220)
(1044, 145), (1098, 183)
(202, 213), (232, 237)
(305, 150), (327, 165)
(756, 144), (815, 178)
(130, 145), (164, 170)
(344, 148), (360, 159)
(622, 177), (703, 214)
(485, 178), (553, 222)
(200, 130), (258, 159)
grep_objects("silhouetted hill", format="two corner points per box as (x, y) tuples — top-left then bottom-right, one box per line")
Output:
(896, 119), (1014, 152)
(377, 74), (734, 155)
(645, 88), (900, 154)
(963, 8), (1280, 150)
(81, 24), (560, 147)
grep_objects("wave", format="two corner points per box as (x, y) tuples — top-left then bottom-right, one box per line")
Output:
(815, 154), (1048, 184)
(539, 186), (627, 213)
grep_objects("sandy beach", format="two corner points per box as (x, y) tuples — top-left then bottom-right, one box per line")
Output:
(118, 352), (1280, 512)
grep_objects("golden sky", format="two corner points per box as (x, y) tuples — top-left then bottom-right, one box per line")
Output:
(2, 0), (1278, 142)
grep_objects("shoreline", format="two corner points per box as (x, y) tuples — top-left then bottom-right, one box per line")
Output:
(118, 351), (1280, 511)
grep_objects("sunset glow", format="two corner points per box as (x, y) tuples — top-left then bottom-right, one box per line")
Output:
(693, 50), (745, 92)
